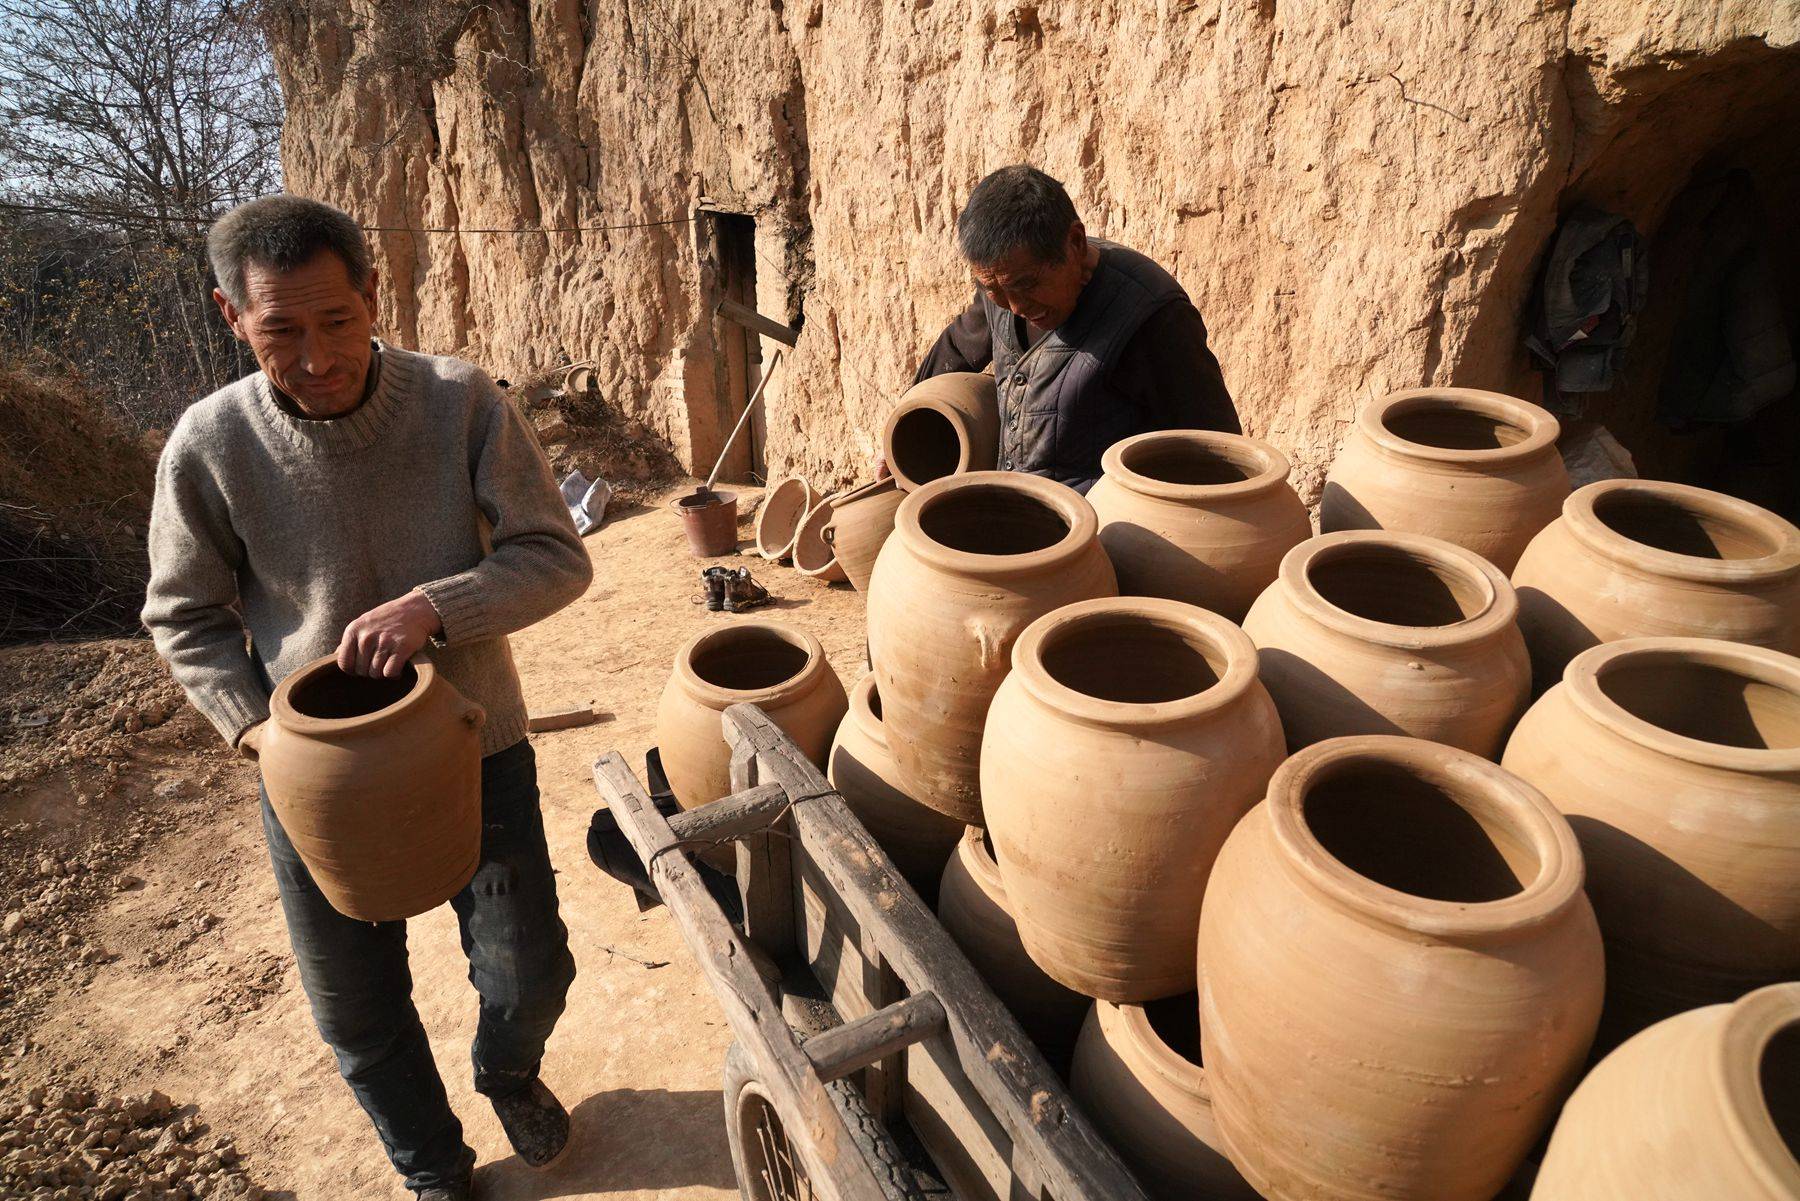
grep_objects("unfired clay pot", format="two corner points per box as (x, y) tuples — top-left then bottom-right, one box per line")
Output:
(261, 654), (485, 922)
(1512, 478), (1800, 692)
(881, 372), (1000, 491)
(1321, 387), (1568, 572)
(828, 674), (964, 900)
(1070, 996), (1260, 1201)
(1502, 637), (1800, 1048)
(983, 598), (1285, 1000)
(1529, 982), (1800, 1200)
(1199, 735), (1604, 1201)
(1087, 430), (1312, 621)
(656, 620), (848, 809)
(867, 471), (1118, 822)
(937, 826), (1089, 1070)
(791, 497), (848, 584)
(754, 477), (817, 561)
(822, 478), (905, 592)
(1242, 530), (1531, 756)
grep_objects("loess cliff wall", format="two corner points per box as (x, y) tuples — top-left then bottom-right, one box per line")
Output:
(265, 0), (1800, 497)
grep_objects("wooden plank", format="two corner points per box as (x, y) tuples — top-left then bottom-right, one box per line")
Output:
(664, 782), (789, 846)
(717, 296), (800, 346)
(730, 733), (798, 962)
(720, 705), (1148, 1201)
(525, 703), (598, 732)
(803, 993), (946, 1083)
(861, 936), (905, 1123)
(593, 752), (887, 1201)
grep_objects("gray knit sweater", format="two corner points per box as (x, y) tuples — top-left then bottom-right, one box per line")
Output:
(142, 345), (592, 756)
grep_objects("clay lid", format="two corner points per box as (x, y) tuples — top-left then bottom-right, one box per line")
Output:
(1714, 983), (1800, 1192)
(1267, 734), (1587, 942)
(270, 653), (440, 737)
(895, 471), (1101, 580)
(671, 619), (831, 711)
(1278, 529), (1519, 650)
(1357, 387), (1561, 468)
(1557, 479), (1800, 585)
(1009, 596), (1262, 730)
(1099, 430), (1293, 504)
(1560, 637), (1800, 775)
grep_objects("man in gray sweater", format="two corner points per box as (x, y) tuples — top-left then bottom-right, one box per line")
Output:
(142, 196), (593, 1200)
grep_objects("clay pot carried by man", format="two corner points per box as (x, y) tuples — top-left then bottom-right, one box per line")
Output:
(867, 471), (1117, 823)
(937, 827), (1089, 1071)
(1530, 982), (1800, 1200)
(754, 476), (817, 561)
(1242, 530), (1531, 757)
(881, 372), (1001, 491)
(828, 674), (964, 901)
(822, 478), (905, 592)
(656, 620), (848, 808)
(1502, 637), (1800, 1049)
(1070, 996), (1260, 1201)
(1321, 387), (1569, 573)
(260, 654), (486, 922)
(1086, 430), (1312, 621)
(1199, 736), (1604, 1201)
(1511, 478), (1800, 692)
(983, 598), (1284, 1000)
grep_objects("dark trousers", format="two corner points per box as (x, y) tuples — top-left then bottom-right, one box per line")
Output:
(261, 739), (577, 1192)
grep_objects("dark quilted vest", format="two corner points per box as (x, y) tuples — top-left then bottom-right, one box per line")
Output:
(983, 240), (1187, 487)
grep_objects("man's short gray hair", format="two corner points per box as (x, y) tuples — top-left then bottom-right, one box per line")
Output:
(956, 166), (1081, 267)
(208, 195), (372, 308)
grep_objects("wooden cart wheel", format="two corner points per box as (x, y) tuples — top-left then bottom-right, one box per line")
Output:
(723, 1042), (935, 1201)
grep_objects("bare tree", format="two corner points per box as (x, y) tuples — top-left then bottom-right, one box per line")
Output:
(0, 0), (283, 428)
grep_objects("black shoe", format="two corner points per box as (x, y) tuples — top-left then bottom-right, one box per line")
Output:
(491, 1078), (572, 1170)
(701, 566), (731, 611)
(723, 567), (771, 613)
(416, 1184), (472, 1201)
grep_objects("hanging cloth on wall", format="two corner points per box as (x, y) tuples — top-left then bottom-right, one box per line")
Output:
(1525, 206), (1650, 415)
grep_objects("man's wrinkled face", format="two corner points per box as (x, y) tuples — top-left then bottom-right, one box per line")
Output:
(213, 250), (378, 418)
(969, 222), (1089, 331)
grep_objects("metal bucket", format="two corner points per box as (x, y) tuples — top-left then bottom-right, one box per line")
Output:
(674, 489), (740, 557)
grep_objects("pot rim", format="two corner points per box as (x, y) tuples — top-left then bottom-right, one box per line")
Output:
(883, 381), (980, 491)
(829, 476), (899, 508)
(793, 498), (840, 576)
(1268, 735), (1585, 939)
(1276, 530), (1517, 650)
(755, 477), (816, 559)
(1010, 597), (1261, 728)
(895, 471), (1100, 579)
(671, 619), (829, 710)
(270, 652), (436, 737)
(1101, 998), (1213, 1103)
(1357, 387), (1561, 467)
(1561, 638), (1800, 774)
(1098, 429), (1293, 504)
(1555, 478), (1800, 584)
(1714, 983), (1800, 1192)
(846, 672), (886, 751)
(959, 825), (1006, 898)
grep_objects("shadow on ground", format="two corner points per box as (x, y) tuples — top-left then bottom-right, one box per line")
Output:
(476, 1087), (736, 1197)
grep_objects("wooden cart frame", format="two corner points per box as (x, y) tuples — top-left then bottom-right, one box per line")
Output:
(592, 703), (1149, 1201)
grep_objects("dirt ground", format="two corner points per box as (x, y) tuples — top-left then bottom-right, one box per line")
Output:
(1, 483), (872, 1199)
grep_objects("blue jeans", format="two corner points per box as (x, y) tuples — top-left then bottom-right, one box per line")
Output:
(261, 739), (576, 1192)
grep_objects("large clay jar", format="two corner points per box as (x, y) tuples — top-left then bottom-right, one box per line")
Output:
(1199, 735), (1605, 1201)
(937, 827), (1089, 1070)
(867, 471), (1117, 822)
(822, 478), (905, 592)
(1321, 387), (1568, 572)
(1530, 983), (1800, 1201)
(828, 673), (964, 901)
(1070, 996), (1260, 1201)
(983, 598), (1285, 1000)
(261, 655), (485, 922)
(1242, 530), (1531, 756)
(1087, 430), (1312, 621)
(656, 620), (848, 809)
(754, 477), (816, 560)
(1512, 478), (1800, 692)
(881, 372), (1000, 491)
(1502, 637), (1800, 1048)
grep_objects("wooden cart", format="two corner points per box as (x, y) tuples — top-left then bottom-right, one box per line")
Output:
(592, 703), (1149, 1201)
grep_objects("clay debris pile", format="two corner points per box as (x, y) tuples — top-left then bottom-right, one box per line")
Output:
(0, 1085), (266, 1199)
(664, 383), (1800, 1201)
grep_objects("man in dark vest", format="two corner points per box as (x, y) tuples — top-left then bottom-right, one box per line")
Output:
(911, 165), (1240, 492)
